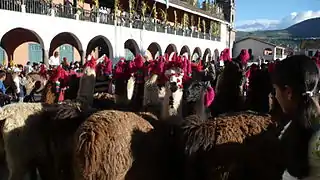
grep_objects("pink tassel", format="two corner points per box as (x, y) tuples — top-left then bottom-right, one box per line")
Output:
(204, 87), (215, 107)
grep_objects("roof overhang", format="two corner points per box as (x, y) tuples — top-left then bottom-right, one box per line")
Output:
(154, 0), (230, 25)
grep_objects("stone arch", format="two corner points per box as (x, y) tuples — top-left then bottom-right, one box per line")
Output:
(203, 48), (212, 63)
(49, 32), (83, 63)
(147, 42), (162, 60)
(191, 47), (202, 61)
(124, 39), (139, 60)
(0, 27), (45, 65)
(180, 45), (191, 59)
(165, 44), (177, 60)
(86, 35), (113, 60)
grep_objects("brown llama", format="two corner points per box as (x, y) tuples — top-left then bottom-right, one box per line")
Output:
(72, 56), (189, 180)
(73, 110), (153, 180)
(0, 60), (97, 180)
(210, 61), (246, 117)
(182, 108), (286, 180)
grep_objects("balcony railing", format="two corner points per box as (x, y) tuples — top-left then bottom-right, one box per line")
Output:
(0, 1), (221, 42)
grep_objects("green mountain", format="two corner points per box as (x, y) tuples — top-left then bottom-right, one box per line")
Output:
(236, 17), (320, 48)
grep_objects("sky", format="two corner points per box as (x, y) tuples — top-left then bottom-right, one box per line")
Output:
(235, 0), (320, 31)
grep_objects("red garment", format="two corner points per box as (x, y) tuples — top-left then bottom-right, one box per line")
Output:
(220, 48), (231, 62)
(239, 49), (250, 64)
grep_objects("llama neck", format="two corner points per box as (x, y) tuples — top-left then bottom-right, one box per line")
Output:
(161, 85), (183, 120)
(143, 74), (161, 107)
(76, 67), (96, 107)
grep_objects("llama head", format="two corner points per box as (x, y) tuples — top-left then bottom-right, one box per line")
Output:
(164, 67), (184, 93)
(161, 66), (184, 120)
(184, 81), (215, 120)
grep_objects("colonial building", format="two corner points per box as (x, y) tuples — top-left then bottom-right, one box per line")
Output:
(300, 39), (320, 57)
(0, 0), (236, 65)
(233, 37), (286, 62)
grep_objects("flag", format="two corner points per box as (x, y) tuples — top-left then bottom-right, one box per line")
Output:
(165, 0), (169, 9)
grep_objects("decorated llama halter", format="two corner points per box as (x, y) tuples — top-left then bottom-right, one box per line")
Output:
(164, 68), (184, 89)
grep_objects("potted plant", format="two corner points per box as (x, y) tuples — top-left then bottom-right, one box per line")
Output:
(141, 0), (147, 21)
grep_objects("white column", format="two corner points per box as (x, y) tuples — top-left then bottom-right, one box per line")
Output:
(43, 49), (49, 66)
(21, 4), (26, 13)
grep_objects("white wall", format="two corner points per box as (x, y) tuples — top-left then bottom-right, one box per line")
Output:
(233, 39), (275, 60)
(304, 49), (318, 56)
(0, 9), (229, 63)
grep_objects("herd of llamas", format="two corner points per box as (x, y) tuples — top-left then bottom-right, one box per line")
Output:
(0, 52), (288, 180)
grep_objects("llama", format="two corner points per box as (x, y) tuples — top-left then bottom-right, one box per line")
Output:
(72, 55), (186, 180)
(182, 110), (285, 180)
(183, 81), (215, 121)
(210, 60), (246, 117)
(143, 57), (166, 115)
(161, 66), (184, 121)
(0, 58), (97, 180)
(114, 58), (135, 106)
(246, 66), (273, 113)
(73, 110), (153, 180)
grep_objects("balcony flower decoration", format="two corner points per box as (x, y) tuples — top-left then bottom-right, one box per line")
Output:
(197, 17), (201, 32)
(159, 9), (167, 25)
(141, 0), (148, 21)
(211, 21), (220, 38)
(174, 10), (178, 29)
(202, 19), (206, 33)
(190, 15), (194, 31)
(183, 13), (189, 30)
(129, 0), (136, 21)
(151, 3), (157, 21)
(114, 0), (122, 19)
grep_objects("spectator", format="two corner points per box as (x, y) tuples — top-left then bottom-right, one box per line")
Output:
(0, 70), (6, 94)
(49, 51), (60, 68)
(24, 61), (33, 74)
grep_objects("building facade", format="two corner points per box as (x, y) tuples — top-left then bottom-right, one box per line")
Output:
(233, 37), (286, 62)
(0, 0), (236, 66)
(300, 39), (320, 57)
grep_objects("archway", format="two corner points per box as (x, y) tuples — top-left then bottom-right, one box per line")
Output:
(0, 27), (45, 65)
(165, 44), (177, 60)
(49, 32), (83, 63)
(180, 45), (191, 59)
(147, 42), (162, 60)
(191, 47), (202, 62)
(86, 35), (113, 60)
(124, 39), (139, 60)
(203, 48), (212, 63)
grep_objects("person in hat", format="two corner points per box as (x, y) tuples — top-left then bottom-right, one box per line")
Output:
(49, 51), (60, 69)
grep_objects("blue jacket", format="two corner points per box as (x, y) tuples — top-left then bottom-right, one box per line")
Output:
(0, 80), (6, 94)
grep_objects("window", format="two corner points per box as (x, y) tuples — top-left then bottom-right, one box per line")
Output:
(276, 48), (283, 58)
(308, 51), (314, 57)
(264, 48), (273, 56)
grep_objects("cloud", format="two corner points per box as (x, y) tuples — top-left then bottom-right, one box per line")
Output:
(236, 10), (320, 31)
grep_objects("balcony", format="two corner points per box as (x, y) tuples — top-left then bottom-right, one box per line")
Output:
(0, 0), (221, 42)
(169, 0), (225, 21)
